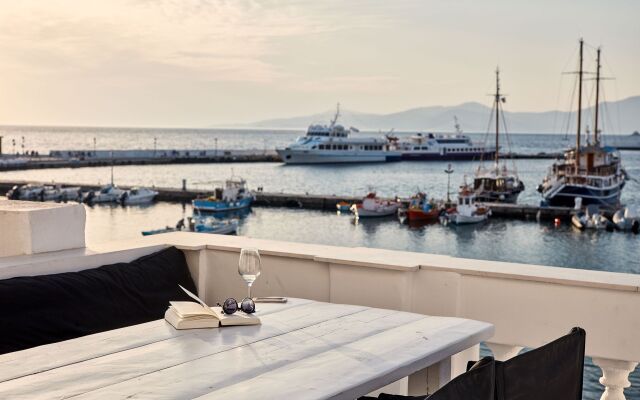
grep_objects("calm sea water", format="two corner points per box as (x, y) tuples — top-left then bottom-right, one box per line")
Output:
(1, 125), (639, 398)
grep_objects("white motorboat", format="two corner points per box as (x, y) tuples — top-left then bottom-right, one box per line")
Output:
(42, 185), (82, 202)
(84, 184), (125, 204)
(6, 184), (44, 201)
(612, 206), (639, 233)
(120, 187), (158, 205)
(442, 186), (491, 225)
(350, 193), (401, 218)
(571, 199), (612, 230)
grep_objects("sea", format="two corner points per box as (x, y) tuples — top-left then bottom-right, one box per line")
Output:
(0, 125), (639, 399)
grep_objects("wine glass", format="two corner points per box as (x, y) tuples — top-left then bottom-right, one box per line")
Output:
(238, 247), (261, 300)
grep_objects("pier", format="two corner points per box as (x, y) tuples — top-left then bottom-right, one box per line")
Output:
(0, 149), (280, 171)
(0, 149), (564, 171)
(0, 179), (575, 220)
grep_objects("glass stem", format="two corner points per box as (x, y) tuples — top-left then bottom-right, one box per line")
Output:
(248, 283), (252, 300)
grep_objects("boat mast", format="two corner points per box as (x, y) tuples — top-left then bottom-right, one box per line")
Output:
(494, 67), (500, 166)
(575, 39), (584, 170)
(594, 47), (601, 145)
(330, 103), (340, 128)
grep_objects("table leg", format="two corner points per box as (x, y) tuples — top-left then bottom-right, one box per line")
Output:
(408, 357), (452, 396)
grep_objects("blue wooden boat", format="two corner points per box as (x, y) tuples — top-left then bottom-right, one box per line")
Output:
(192, 177), (254, 212)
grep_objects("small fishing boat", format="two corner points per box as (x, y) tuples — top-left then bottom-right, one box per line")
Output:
(193, 218), (239, 235)
(351, 193), (401, 218)
(192, 177), (254, 212)
(571, 201), (612, 230)
(120, 187), (158, 205)
(612, 206), (639, 233)
(404, 192), (442, 222)
(442, 186), (491, 225)
(336, 201), (351, 212)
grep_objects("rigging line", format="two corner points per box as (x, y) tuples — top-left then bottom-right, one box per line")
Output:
(479, 101), (495, 166)
(553, 43), (580, 135)
(562, 73), (578, 142)
(499, 101), (518, 176)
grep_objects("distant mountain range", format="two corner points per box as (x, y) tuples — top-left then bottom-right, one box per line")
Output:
(241, 96), (640, 134)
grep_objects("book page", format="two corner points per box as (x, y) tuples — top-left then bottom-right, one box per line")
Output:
(170, 301), (216, 318)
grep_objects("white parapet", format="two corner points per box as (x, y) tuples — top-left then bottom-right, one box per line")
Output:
(0, 200), (85, 257)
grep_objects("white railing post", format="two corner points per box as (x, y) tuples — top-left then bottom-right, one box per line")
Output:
(486, 342), (523, 361)
(592, 357), (638, 400)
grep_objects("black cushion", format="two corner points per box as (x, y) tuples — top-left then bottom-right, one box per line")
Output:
(0, 246), (197, 355)
(495, 327), (585, 400)
(371, 356), (495, 400)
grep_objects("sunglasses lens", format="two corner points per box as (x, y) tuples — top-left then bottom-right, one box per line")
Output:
(240, 297), (256, 314)
(222, 298), (238, 314)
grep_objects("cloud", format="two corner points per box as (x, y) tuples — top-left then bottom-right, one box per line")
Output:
(0, 0), (393, 84)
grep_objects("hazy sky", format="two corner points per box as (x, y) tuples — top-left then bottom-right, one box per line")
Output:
(0, 0), (638, 127)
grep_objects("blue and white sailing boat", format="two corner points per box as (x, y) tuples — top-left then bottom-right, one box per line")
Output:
(192, 176), (254, 212)
(538, 40), (626, 208)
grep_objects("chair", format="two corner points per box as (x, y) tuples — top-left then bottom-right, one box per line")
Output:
(362, 356), (495, 400)
(492, 327), (586, 400)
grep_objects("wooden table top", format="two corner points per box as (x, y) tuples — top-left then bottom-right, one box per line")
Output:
(0, 298), (493, 399)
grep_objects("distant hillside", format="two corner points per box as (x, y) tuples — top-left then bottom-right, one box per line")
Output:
(242, 96), (640, 134)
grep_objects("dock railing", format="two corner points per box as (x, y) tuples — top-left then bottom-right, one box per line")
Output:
(2, 230), (639, 398)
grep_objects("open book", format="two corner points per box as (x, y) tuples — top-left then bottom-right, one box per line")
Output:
(164, 285), (261, 330)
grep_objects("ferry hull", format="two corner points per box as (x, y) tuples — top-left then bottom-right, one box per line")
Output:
(276, 149), (395, 164)
(400, 151), (496, 161)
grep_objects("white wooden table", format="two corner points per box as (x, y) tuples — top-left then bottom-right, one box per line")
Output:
(0, 298), (493, 399)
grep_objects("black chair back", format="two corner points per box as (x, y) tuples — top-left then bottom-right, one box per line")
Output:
(496, 327), (585, 400)
(374, 356), (495, 400)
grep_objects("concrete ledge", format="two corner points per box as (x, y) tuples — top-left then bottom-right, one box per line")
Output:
(0, 201), (85, 257)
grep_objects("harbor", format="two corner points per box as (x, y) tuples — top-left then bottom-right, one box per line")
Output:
(0, 179), (577, 219)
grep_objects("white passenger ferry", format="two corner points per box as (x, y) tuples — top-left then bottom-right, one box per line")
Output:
(389, 117), (496, 161)
(276, 104), (399, 164)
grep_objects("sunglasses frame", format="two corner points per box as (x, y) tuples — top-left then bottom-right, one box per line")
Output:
(218, 297), (256, 314)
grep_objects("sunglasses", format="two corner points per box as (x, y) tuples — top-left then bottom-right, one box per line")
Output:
(218, 297), (256, 314)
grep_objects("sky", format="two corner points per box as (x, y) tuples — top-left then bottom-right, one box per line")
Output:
(0, 0), (638, 127)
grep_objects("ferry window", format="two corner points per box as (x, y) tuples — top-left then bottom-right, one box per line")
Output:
(312, 146), (317, 149)
(414, 146), (419, 150)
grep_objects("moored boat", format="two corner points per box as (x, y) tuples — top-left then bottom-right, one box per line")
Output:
(192, 176), (254, 212)
(612, 206), (639, 233)
(389, 117), (496, 161)
(84, 184), (125, 204)
(404, 192), (442, 222)
(351, 193), (401, 218)
(336, 201), (351, 212)
(276, 104), (399, 164)
(120, 187), (158, 205)
(441, 185), (491, 225)
(473, 69), (524, 203)
(193, 218), (239, 235)
(571, 202), (612, 230)
(538, 40), (626, 208)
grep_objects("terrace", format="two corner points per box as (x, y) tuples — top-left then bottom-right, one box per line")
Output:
(1, 201), (639, 399)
